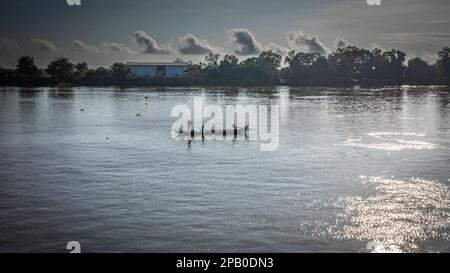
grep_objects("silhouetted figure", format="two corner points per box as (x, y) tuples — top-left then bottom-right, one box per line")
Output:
(201, 125), (205, 139)
(233, 124), (237, 136)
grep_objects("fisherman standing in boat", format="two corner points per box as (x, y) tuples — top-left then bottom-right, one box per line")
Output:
(177, 119), (193, 134)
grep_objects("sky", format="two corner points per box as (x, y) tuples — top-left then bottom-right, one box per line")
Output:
(0, 0), (449, 67)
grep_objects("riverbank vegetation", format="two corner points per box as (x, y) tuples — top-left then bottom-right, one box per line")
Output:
(1, 46), (449, 87)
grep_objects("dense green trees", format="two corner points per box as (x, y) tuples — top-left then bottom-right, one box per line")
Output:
(187, 46), (449, 86)
(110, 63), (132, 85)
(0, 68), (14, 85)
(189, 51), (282, 86)
(0, 56), (133, 86)
(437, 47), (450, 84)
(46, 57), (75, 83)
(1, 46), (450, 86)
(284, 52), (331, 85)
(74, 62), (89, 84)
(14, 56), (44, 85)
(406, 57), (438, 85)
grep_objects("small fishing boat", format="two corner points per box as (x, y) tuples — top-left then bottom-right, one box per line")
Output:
(174, 127), (248, 137)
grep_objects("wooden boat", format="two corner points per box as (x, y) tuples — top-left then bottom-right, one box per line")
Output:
(174, 127), (247, 137)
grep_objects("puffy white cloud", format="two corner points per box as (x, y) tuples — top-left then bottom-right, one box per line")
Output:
(227, 28), (263, 55)
(100, 42), (132, 53)
(73, 40), (100, 52)
(334, 36), (352, 49)
(134, 30), (169, 54)
(30, 38), (58, 52)
(286, 30), (329, 55)
(74, 40), (133, 54)
(370, 43), (385, 51)
(264, 42), (290, 56)
(178, 34), (218, 55)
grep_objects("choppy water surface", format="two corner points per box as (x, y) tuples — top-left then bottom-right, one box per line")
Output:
(0, 86), (449, 253)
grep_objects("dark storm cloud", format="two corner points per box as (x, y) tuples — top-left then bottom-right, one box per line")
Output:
(178, 34), (217, 55)
(30, 38), (58, 52)
(286, 30), (329, 55)
(227, 29), (263, 56)
(134, 30), (169, 54)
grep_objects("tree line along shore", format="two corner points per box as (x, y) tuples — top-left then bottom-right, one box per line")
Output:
(1, 46), (449, 87)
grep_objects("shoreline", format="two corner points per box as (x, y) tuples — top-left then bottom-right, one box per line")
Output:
(1, 84), (449, 89)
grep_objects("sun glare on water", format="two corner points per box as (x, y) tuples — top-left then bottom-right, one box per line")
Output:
(329, 176), (450, 253)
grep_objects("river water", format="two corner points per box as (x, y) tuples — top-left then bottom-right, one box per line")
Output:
(0, 86), (449, 253)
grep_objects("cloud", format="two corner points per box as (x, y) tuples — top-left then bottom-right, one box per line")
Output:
(73, 40), (100, 52)
(286, 30), (329, 55)
(378, 32), (450, 44)
(74, 40), (133, 54)
(419, 51), (439, 64)
(0, 37), (19, 51)
(178, 34), (218, 55)
(264, 42), (289, 56)
(134, 30), (169, 54)
(410, 19), (449, 24)
(227, 28), (263, 55)
(30, 38), (58, 52)
(334, 36), (352, 49)
(370, 43), (385, 51)
(100, 42), (132, 53)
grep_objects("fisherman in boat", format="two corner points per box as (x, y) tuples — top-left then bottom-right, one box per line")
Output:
(187, 119), (195, 137)
(177, 119), (192, 134)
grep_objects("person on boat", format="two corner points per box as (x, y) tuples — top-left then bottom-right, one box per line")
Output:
(186, 119), (194, 137)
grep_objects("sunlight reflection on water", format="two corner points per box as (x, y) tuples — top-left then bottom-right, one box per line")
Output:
(341, 132), (437, 151)
(329, 176), (450, 253)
